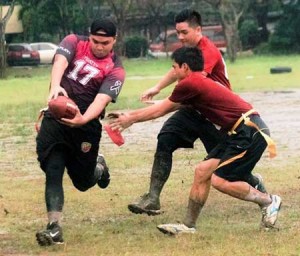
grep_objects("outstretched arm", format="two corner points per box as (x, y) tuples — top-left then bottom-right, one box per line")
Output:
(140, 69), (177, 102)
(109, 98), (180, 131)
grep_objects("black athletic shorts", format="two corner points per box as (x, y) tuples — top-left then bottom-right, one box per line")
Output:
(206, 114), (269, 182)
(158, 107), (226, 153)
(36, 112), (102, 187)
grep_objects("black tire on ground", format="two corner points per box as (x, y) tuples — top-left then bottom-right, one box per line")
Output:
(270, 66), (292, 74)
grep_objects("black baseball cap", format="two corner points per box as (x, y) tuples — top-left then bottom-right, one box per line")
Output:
(90, 18), (117, 37)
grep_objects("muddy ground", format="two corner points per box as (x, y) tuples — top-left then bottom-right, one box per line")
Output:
(101, 89), (300, 163)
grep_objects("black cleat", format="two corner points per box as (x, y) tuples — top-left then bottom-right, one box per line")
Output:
(36, 222), (64, 246)
(96, 154), (111, 189)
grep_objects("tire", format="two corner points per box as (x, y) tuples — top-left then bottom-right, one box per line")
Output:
(270, 66), (292, 74)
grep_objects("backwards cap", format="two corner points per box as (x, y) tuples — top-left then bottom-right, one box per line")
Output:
(90, 18), (117, 37)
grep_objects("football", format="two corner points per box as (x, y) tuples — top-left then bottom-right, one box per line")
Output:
(48, 95), (78, 119)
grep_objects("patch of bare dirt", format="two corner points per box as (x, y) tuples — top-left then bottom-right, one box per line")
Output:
(101, 90), (300, 163)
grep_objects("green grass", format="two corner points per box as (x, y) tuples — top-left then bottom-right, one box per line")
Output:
(3, 54), (299, 114)
(0, 55), (300, 255)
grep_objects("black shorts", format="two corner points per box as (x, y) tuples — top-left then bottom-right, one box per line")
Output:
(206, 115), (269, 182)
(36, 112), (102, 187)
(158, 107), (226, 153)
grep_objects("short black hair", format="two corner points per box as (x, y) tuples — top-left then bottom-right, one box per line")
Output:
(171, 47), (204, 72)
(174, 9), (202, 27)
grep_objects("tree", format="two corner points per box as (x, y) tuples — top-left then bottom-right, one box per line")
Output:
(203, 0), (250, 62)
(269, 0), (300, 53)
(0, 0), (15, 79)
(18, 0), (94, 42)
(105, 0), (135, 55)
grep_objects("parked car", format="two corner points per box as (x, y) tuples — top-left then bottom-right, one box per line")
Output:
(148, 25), (227, 57)
(6, 43), (40, 66)
(30, 42), (58, 64)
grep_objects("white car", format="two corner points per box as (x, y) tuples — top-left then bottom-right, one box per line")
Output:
(30, 42), (58, 64)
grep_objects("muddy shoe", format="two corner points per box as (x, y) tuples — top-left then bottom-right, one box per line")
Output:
(157, 223), (196, 236)
(261, 194), (282, 229)
(128, 193), (162, 216)
(36, 222), (64, 246)
(96, 154), (110, 189)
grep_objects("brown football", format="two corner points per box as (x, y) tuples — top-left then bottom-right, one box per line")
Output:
(48, 95), (77, 119)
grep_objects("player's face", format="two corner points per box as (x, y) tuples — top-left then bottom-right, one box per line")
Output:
(89, 35), (116, 58)
(175, 22), (201, 47)
(172, 62), (188, 81)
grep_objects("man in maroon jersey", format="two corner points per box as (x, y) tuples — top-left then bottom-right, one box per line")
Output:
(35, 18), (125, 246)
(109, 47), (281, 234)
(128, 9), (266, 216)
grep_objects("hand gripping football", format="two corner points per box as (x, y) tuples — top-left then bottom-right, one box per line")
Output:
(48, 95), (78, 119)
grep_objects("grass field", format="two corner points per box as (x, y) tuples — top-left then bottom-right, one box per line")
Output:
(0, 55), (300, 255)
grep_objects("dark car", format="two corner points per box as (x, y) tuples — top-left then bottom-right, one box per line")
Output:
(149, 25), (227, 57)
(7, 43), (40, 66)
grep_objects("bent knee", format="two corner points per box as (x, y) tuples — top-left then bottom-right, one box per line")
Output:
(194, 163), (212, 181)
(211, 174), (226, 190)
(194, 159), (219, 181)
(72, 180), (96, 192)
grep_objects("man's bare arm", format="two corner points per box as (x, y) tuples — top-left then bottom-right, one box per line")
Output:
(140, 69), (177, 101)
(109, 99), (180, 131)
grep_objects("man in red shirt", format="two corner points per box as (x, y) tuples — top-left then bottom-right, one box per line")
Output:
(35, 18), (125, 246)
(109, 46), (281, 234)
(128, 9), (265, 216)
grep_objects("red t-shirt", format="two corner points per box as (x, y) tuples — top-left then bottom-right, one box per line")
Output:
(56, 34), (125, 113)
(198, 36), (231, 90)
(169, 72), (255, 130)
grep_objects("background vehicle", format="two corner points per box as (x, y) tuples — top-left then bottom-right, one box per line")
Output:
(30, 42), (58, 64)
(6, 43), (40, 66)
(148, 25), (227, 57)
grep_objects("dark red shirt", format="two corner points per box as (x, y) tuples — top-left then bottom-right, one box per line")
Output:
(169, 72), (255, 130)
(198, 36), (231, 90)
(56, 34), (125, 113)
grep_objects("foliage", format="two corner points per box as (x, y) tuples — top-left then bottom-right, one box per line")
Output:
(124, 36), (149, 58)
(253, 42), (271, 54)
(239, 19), (260, 50)
(268, 1), (300, 53)
(0, 0), (15, 78)
(15, 0), (105, 43)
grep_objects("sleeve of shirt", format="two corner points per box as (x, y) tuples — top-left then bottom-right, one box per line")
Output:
(55, 34), (78, 63)
(202, 46), (218, 75)
(98, 56), (126, 103)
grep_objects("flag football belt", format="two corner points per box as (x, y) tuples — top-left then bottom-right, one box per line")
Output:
(35, 107), (48, 133)
(228, 109), (276, 158)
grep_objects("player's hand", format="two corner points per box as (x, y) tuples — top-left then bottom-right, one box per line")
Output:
(60, 108), (86, 127)
(108, 112), (132, 132)
(48, 86), (68, 101)
(140, 86), (160, 102)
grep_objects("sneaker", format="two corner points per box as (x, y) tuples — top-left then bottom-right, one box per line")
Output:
(261, 194), (282, 228)
(157, 223), (196, 236)
(96, 154), (110, 189)
(36, 222), (64, 246)
(254, 173), (267, 193)
(128, 193), (162, 216)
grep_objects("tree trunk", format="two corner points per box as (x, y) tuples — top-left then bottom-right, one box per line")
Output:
(0, 22), (6, 78)
(0, 1), (15, 79)
(218, 1), (246, 63)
